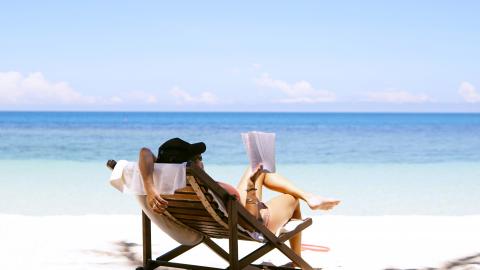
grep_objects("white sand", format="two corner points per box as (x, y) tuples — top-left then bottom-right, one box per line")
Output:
(1, 214), (479, 270)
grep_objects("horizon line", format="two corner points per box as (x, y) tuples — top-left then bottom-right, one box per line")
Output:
(0, 110), (479, 114)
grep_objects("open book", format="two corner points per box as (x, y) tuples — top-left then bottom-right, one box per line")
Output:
(241, 131), (276, 173)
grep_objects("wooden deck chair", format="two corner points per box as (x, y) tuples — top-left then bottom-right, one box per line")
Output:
(136, 166), (314, 270)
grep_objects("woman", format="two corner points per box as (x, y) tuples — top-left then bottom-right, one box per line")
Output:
(109, 137), (340, 260)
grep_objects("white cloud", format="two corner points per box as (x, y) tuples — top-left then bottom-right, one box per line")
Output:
(169, 86), (218, 105)
(366, 90), (432, 103)
(255, 73), (336, 103)
(0, 71), (96, 105)
(0, 71), (166, 108)
(458, 81), (480, 103)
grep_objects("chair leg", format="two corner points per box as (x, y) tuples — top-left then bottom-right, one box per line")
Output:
(203, 237), (229, 262)
(141, 211), (152, 270)
(228, 199), (239, 270)
(238, 219), (312, 269)
(156, 243), (199, 261)
(274, 243), (313, 270)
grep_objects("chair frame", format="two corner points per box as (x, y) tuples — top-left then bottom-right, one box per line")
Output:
(136, 167), (314, 270)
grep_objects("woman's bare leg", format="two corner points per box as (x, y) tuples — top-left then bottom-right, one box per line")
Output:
(263, 172), (308, 200)
(236, 167), (310, 260)
(235, 166), (339, 264)
(238, 167), (340, 210)
(289, 202), (302, 256)
(265, 194), (302, 256)
(263, 172), (340, 210)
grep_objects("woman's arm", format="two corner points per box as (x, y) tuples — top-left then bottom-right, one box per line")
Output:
(138, 147), (168, 214)
(243, 165), (264, 228)
(244, 181), (260, 220)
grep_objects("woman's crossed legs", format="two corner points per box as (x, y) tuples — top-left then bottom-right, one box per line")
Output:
(236, 166), (340, 257)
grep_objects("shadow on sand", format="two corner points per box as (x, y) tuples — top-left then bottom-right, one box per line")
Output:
(385, 252), (480, 270)
(89, 241), (479, 270)
(86, 240), (142, 266)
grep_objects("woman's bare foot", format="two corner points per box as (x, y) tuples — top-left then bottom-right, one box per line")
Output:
(305, 194), (340, 211)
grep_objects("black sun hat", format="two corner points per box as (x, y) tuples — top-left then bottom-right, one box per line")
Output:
(156, 138), (206, 164)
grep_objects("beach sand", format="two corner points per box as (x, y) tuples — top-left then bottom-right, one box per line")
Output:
(1, 214), (479, 270)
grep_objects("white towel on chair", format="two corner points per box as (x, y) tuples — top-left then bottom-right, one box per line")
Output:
(109, 160), (186, 195)
(108, 160), (203, 246)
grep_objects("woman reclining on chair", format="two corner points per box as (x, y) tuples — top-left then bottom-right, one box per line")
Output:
(108, 137), (340, 260)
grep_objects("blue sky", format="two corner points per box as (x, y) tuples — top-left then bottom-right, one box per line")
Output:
(1, 1), (479, 111)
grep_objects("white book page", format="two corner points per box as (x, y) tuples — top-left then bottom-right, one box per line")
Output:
(242, 131), (276, 173)
(242, 132), (262, 171)
(254, 131), (276, 173)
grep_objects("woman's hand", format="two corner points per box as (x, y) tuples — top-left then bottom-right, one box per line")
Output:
(250, 164), (264, 183)
(146, 190), (168, 214)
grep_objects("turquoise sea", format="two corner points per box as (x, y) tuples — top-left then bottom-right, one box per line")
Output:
(1, 112), (479, 216)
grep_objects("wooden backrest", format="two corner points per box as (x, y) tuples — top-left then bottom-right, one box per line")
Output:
(162, 168), (251, 240)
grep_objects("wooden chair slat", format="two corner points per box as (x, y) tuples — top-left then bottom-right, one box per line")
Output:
(174, 186), (196, 194)
(195, 230), (229, 237)
(198, 230), (229, 235)
(178, 219), (227, 227)
(193, 228), (229, 235)
(191, 228), (227, 235)
(204, 234), (229, 239)
(187, 168), (230, 201)
(166, 207), (210, 216)
(187, 176), (229, 229)
(166, 200), (219, 210)
(162, 194), (200, 201)
(165, 174), (253, 242)
(185, 180), (208, 191)
(174, 185), (209, 194)
(174, 213), (226, 222)
(168, 208), (226, 219)
(162, 193), (214, 202)
(181, 223), (228, 231)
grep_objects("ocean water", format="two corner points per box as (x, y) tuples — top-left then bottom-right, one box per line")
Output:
(0, 112), (479, 215)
